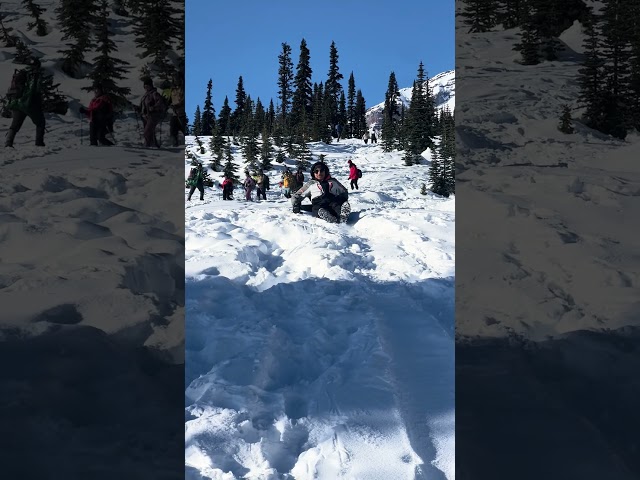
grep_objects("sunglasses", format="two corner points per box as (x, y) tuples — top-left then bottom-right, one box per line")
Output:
(314, 169), (323, 174)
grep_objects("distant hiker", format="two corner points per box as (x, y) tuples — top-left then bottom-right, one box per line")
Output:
(362, 131), (370, 144)
(295, 168), (304, 188)
(136, 77), (165, 147)
(221, 176), (234, 200)
(371, 131), (377, 143)
(79, 84), (114, 146)
(347, 159), (359, 190)
(187, 163), (205, 201)
(243, 171), (256, 201)
(167, 71), (186, 147)
(280, 168), (294, 198)
(255, 169), (268, 201)
(336, 123), (343, 142)
(4, 58), (45, 148)
(292, 161), (351, 224)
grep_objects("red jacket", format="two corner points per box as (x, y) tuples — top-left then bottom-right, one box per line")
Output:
(348, 164), (358, 180)
(84, 94), (113, 122)
(221, 178), (233, 189)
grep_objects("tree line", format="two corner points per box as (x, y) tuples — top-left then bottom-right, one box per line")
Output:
(190, 39), (455, 197)
(461, 0), (640, 140)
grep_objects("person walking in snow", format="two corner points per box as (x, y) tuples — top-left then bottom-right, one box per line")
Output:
(221, 176), (234, 200)
(243, 170), (256, 201)
(295, 167), (304, 188)
(370, 131), (377, 144)
(187, 163), (205, 201)
(291, 161), (351, 224)
(362, 131), (370, 144)
(4, 58), (45, 148)
(136, 77), (166, 147)
(255, 169), (268, 201)
(347, 159), (359, 190)
(167, 71), (186, 147)
(79, 83), (114, 146)
(280, 168), (294, 198)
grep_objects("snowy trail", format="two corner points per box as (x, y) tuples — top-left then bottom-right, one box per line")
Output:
(185, 138), (455, 479)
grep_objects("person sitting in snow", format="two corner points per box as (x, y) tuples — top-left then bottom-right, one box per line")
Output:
(291, 161), (351, 224)
(79, 83), (114, 146)
(347, 159), (359, 190)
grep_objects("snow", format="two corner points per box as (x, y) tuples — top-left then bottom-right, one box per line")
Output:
(185, 136), (455, 479)
(0, 1), (184, 355)
(1, 3), (184, 475)
(455, 6), (640, 341)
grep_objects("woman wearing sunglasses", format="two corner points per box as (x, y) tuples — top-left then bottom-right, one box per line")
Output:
(291, 161), (351, 224)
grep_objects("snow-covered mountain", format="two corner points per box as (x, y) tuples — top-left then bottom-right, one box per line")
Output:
(366, 69), (455, 130)
(185, 137), (454, 479)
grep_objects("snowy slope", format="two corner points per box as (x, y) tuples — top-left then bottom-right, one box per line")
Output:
(185, 137), (455, 479)
(366, 69), (455, 130)
(455, 7), (640, 340)
(0, 1), (185, 476)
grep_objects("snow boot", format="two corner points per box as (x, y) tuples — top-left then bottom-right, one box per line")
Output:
(317, 208), (338, 223)
(5, 128), (16, 147)
(35, 125), (45, 146)
(339, 202), (351, 224)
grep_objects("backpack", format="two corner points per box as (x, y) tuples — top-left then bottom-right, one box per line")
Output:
(7, 69), (28, 98)
(357, 168), (362, 178)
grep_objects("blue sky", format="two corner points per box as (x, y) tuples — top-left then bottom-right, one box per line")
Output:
(186, 0), (454, 122)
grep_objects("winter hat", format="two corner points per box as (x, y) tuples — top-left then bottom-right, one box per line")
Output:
(347, 159), (353, 165)
(143, 77), (153, 87)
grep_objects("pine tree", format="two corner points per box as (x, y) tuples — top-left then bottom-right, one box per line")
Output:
(230, 76), (247, 134)
(291, 38), (313, 136)
(254, 98), (265, 134)
(192, 105), (202, 135)
(578, 9), (605, 130)
(241, 98), (260, 171)
(347, 72), (356, 138)
(266, 100), (276, 135)
(201, 79), (215, 135)
(56, 0), (98, 77)
(194, 135), (205, 154)
(558, 104), (574, 133)
(514, 2), (542, 65)
(403, 62), (436, 160)
(338, 90), (347, 135)
(0, 13), (17, 47)
(23, 0), (48, 36)
(277, 42), (294, 126)
(260, 126), (274, 171)
(82, 0), (131, 110)
(462, 0), (498, 32)
(326, 41), (344, 128)
(13, 38), (33, 64)
(381, 72), (400, 151)
(599, 0), (632, 138)
(223, 139), (240, 183)
(132, 0), (181, 81)
(217, 96), (232, 136)
(355, 90), (367, 139)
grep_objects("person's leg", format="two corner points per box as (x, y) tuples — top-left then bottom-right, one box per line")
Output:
(143, 117), (158, 147)
(187, 185), (196, 200)
(338, 201), (351, 223)
(5, 110), (27, 147)
(169, 116), (179, 146)
(89, 120), (98, 145)
(32, 110), (46, 146)
(198, 184), (204, 201)
(355, 179), (359, 190)
(315, 206), (338, 223)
